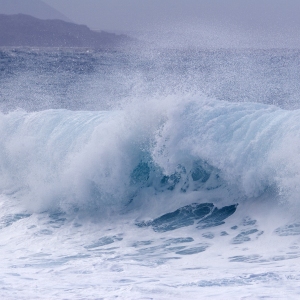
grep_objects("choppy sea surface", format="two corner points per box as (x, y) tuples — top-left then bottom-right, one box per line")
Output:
(1, 47), (300, 299)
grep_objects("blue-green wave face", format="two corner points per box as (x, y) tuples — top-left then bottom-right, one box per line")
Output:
(0, 96), (299, 215)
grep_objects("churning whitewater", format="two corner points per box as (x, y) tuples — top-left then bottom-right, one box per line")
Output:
(1, 48), (300, 299)
(1, 97), (300, 213)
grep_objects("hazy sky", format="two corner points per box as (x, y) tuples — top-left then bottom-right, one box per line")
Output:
(41, 0), (300, 48)
(42, 0), (300, 30)
(1, 0), (299, 48)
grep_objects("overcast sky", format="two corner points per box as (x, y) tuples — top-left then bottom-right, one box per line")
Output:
(40, 0), (300, 47)
(2, 0), (300, 48)
(41, 0), (300, 30)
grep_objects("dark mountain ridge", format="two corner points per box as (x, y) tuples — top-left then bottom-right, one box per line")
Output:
(0, 14), (132, 48)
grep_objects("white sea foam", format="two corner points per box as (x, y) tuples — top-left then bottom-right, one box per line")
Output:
(1, 95), (300, 215)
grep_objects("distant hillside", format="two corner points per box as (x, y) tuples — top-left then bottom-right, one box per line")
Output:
(0, 14), (132, 48)
(0, 0), (71, 22)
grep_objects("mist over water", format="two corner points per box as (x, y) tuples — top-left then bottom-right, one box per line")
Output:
(1, 46), (300, 299)
(2, 48), (300, 113)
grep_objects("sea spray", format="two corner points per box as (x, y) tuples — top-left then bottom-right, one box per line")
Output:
(1, 95), (300, 216)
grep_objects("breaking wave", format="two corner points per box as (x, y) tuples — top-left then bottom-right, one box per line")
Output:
(0, 95), (299, 217)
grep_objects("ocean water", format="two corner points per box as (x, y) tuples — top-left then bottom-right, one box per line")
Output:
(1, 47), (300, 299)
